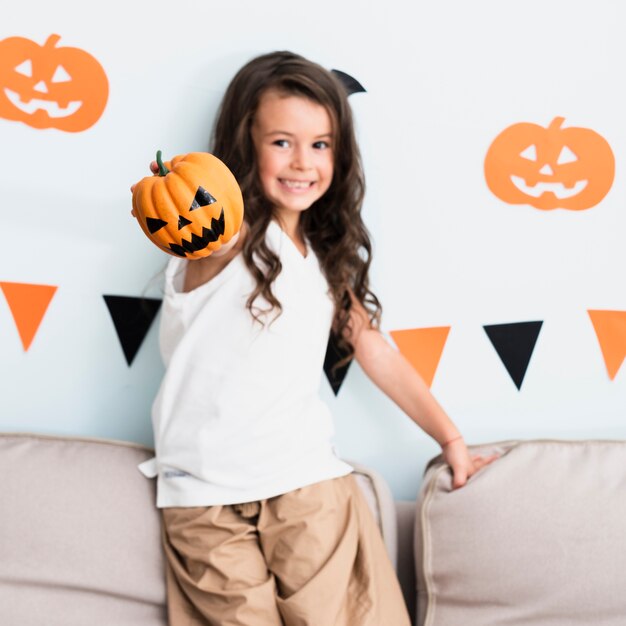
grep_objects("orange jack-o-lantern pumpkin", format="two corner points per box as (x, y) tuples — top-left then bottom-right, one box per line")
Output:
(132, 151), (244, 259)
(0, 34), (109, 132)
(484, 117), (615, 211)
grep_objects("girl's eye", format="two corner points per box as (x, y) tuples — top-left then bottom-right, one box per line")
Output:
(273, 139), (289, 148)
(313, 141), (330, 150)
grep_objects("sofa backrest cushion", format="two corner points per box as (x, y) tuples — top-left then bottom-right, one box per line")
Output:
(415, 440), (626, 626)
(0, 433), (167, 626)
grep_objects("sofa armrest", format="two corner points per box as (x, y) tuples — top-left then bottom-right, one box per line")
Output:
(348, 459), (399, 569)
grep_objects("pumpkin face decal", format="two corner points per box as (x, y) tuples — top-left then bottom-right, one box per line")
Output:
(132, 151), (244, 259)
(0, 34), (109, 132)
(484, 117), (614, 211)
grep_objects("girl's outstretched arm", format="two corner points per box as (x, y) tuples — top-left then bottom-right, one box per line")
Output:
(347, 299), (497, 489)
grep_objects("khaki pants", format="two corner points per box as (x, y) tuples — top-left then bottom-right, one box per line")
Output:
(162, 474), (411, 626)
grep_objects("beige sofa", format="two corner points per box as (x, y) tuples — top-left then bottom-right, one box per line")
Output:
(3, 433), (622, 625)
(0, 432), (417, 625)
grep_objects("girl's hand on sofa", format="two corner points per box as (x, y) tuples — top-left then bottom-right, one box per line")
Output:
(442, 438), (499, 489)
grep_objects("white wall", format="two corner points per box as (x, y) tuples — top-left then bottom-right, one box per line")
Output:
(1, 0), (624, 500)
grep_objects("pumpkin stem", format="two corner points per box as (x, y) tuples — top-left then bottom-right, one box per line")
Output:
(45, 34), (62, 48)
(156, 150), (169, 176)
(549, 117), (565, 131)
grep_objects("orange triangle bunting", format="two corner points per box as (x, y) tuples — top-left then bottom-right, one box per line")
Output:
(588, 310), (626, 380)
(389, 326), (451, 388)
(0, 282), (58, 351)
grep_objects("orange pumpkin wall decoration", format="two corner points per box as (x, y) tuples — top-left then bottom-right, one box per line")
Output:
(0, 34), (108, 132)
(132, 151), (244, 259)
(484, 117), (614, 211)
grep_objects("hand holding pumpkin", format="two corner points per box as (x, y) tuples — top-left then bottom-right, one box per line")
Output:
(129, 161), (158, 201)
(131, 151), (244, 259)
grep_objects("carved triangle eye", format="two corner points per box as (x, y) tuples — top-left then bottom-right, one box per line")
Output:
(146, 217), (167, 233)
(189, 186), (217, 211)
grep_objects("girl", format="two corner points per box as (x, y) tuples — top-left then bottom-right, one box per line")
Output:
(136, 51), (495, 626)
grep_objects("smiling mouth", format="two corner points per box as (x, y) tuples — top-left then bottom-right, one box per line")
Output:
(510, 176), (588, 199)
(279, 179), (314, 190)
(4, 88), (82, 118)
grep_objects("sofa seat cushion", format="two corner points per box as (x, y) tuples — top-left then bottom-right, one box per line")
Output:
(415, 440), (626, 626)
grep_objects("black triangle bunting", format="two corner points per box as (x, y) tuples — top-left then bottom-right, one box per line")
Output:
(103, 295), (162, 366)
(331, 69), (366, 96)
(323, 331), (353, 395)
(483, 321), (543, 390)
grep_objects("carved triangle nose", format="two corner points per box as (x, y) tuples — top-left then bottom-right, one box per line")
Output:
(539, 164), (554, 175)
(178, 216), (192, 230)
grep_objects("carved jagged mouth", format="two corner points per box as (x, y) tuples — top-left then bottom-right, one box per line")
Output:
(4, 88), (82, 118)
(510, 175), (588, 199)
(168, 208), (225, 257)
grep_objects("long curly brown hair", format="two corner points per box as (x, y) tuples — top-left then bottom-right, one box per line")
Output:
(211, 51), (381, 358)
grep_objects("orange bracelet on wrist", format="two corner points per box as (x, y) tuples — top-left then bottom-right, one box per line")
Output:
(440, 435), (463, 449)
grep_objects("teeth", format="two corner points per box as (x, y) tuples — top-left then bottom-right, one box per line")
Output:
(281, 179), (311, 189)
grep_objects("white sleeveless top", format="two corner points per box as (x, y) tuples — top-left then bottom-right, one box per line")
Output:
(140, 220), (352, 507)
